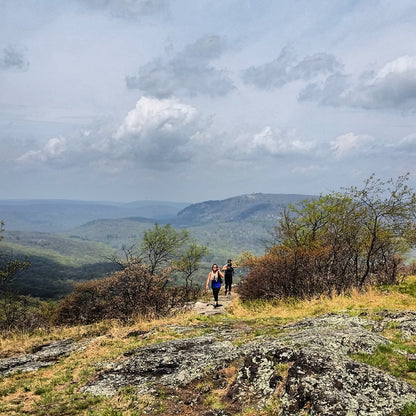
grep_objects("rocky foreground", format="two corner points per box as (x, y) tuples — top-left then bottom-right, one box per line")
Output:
(3, 310), (416, 415)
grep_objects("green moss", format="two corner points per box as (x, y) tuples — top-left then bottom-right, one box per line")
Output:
(399, 402), (416, 416)
(352, 340), (416, 389)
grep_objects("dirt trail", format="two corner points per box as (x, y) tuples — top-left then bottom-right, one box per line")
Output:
(192, 292), (237, 315)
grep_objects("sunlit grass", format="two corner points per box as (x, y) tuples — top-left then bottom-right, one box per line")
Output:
(228, 276), (416, 324)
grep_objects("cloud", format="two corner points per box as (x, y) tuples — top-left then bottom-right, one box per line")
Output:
(330, 132), (374, 159)
(0, 45), (29, 71)
(126, 35), (235, 97)
(362, 56), (416, 109)
(113, 96), (205, 164)
(16, 97), (208, 170)
(298, 72), (349, 106)
(232, 126), (315, 159)
(300, 55), (416, 111)
(82, 0), (168, 18)
(395, 134), (416, 155)
(17, 136), (67, 164)
(242, 47), (342, 89)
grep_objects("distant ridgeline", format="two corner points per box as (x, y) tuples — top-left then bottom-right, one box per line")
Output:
(0, 194), (314, 299)
(173, 193), (314, 226)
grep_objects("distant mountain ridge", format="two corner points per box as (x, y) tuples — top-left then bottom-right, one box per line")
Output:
(0, 199), (189, 232)
(0, 194), (316, 232)
(175, 193), (315, 226)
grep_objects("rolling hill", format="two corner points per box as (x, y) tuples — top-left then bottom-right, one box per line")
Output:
(0, 193), (315, 298)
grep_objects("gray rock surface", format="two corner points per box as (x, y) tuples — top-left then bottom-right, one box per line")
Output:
(83, 335), (241, 396)
(3, 312), (416, 415)
(81, 313), (416, 415)
(0, 339), (78, 376)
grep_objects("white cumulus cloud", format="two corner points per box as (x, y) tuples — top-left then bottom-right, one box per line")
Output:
(17, 136), (67, 163)
(330, 132), (373, 159)
(113, 96), (205, 165)
(233, 126), (315, 158)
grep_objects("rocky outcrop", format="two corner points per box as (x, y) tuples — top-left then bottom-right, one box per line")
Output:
(82, 335), (241, 397)
(0, 339), (78, 376)
(81, 313), (416, 415)
(3, 312), (416, 415)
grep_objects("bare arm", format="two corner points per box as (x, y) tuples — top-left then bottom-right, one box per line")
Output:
(205, 272), (211, 290)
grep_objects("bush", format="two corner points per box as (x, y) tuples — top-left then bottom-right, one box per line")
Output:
(237, 245), (332, 300)
(0, 294), (53, 332)
(55, 265), (200, 324)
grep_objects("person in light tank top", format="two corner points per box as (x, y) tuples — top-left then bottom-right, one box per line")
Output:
(205, 264), (224, 308)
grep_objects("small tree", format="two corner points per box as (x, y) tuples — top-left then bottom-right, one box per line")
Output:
(173, 242), (208, 297)
(141, 223), (190, 275)
(77, 222), (209, 323)
(114, 223), (207, 294)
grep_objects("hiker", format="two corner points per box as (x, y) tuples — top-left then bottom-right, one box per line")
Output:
(222, 259), (234, 296)
(206, 264), (224, 308)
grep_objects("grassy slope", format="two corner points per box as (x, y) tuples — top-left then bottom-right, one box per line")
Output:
(2, 277), (416, 415)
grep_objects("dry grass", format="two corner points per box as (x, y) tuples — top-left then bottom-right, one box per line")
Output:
(4, 277), (416, 358)
(0, 308), (202, 358)
(227, 277), (416, 323)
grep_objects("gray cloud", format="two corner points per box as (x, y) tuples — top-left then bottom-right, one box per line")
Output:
(299, 56), (416, 112)
(126, 35), (235, 97)
(82, 0), (168, 18)
(242, 47), (342, 89)
(298, 72), (349, 106)
(0, 45), (29, 71)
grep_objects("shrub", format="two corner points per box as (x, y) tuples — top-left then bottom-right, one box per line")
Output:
(55, 265), (200, 324)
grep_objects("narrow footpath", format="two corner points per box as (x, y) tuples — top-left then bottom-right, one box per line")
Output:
(192, 292), (237, 315)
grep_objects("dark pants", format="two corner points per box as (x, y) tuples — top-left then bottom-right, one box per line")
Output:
(212, 287), (220, 303)
(225, 277), (232, 293)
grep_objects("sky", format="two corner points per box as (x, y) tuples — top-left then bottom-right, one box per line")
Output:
(2, 0), (416, 203)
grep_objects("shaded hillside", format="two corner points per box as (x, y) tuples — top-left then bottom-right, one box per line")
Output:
(0, 231), (119, 298)
(0, 199), (188, 232)
(174, 193), (315, 226)
(67, 217), (155, 250)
